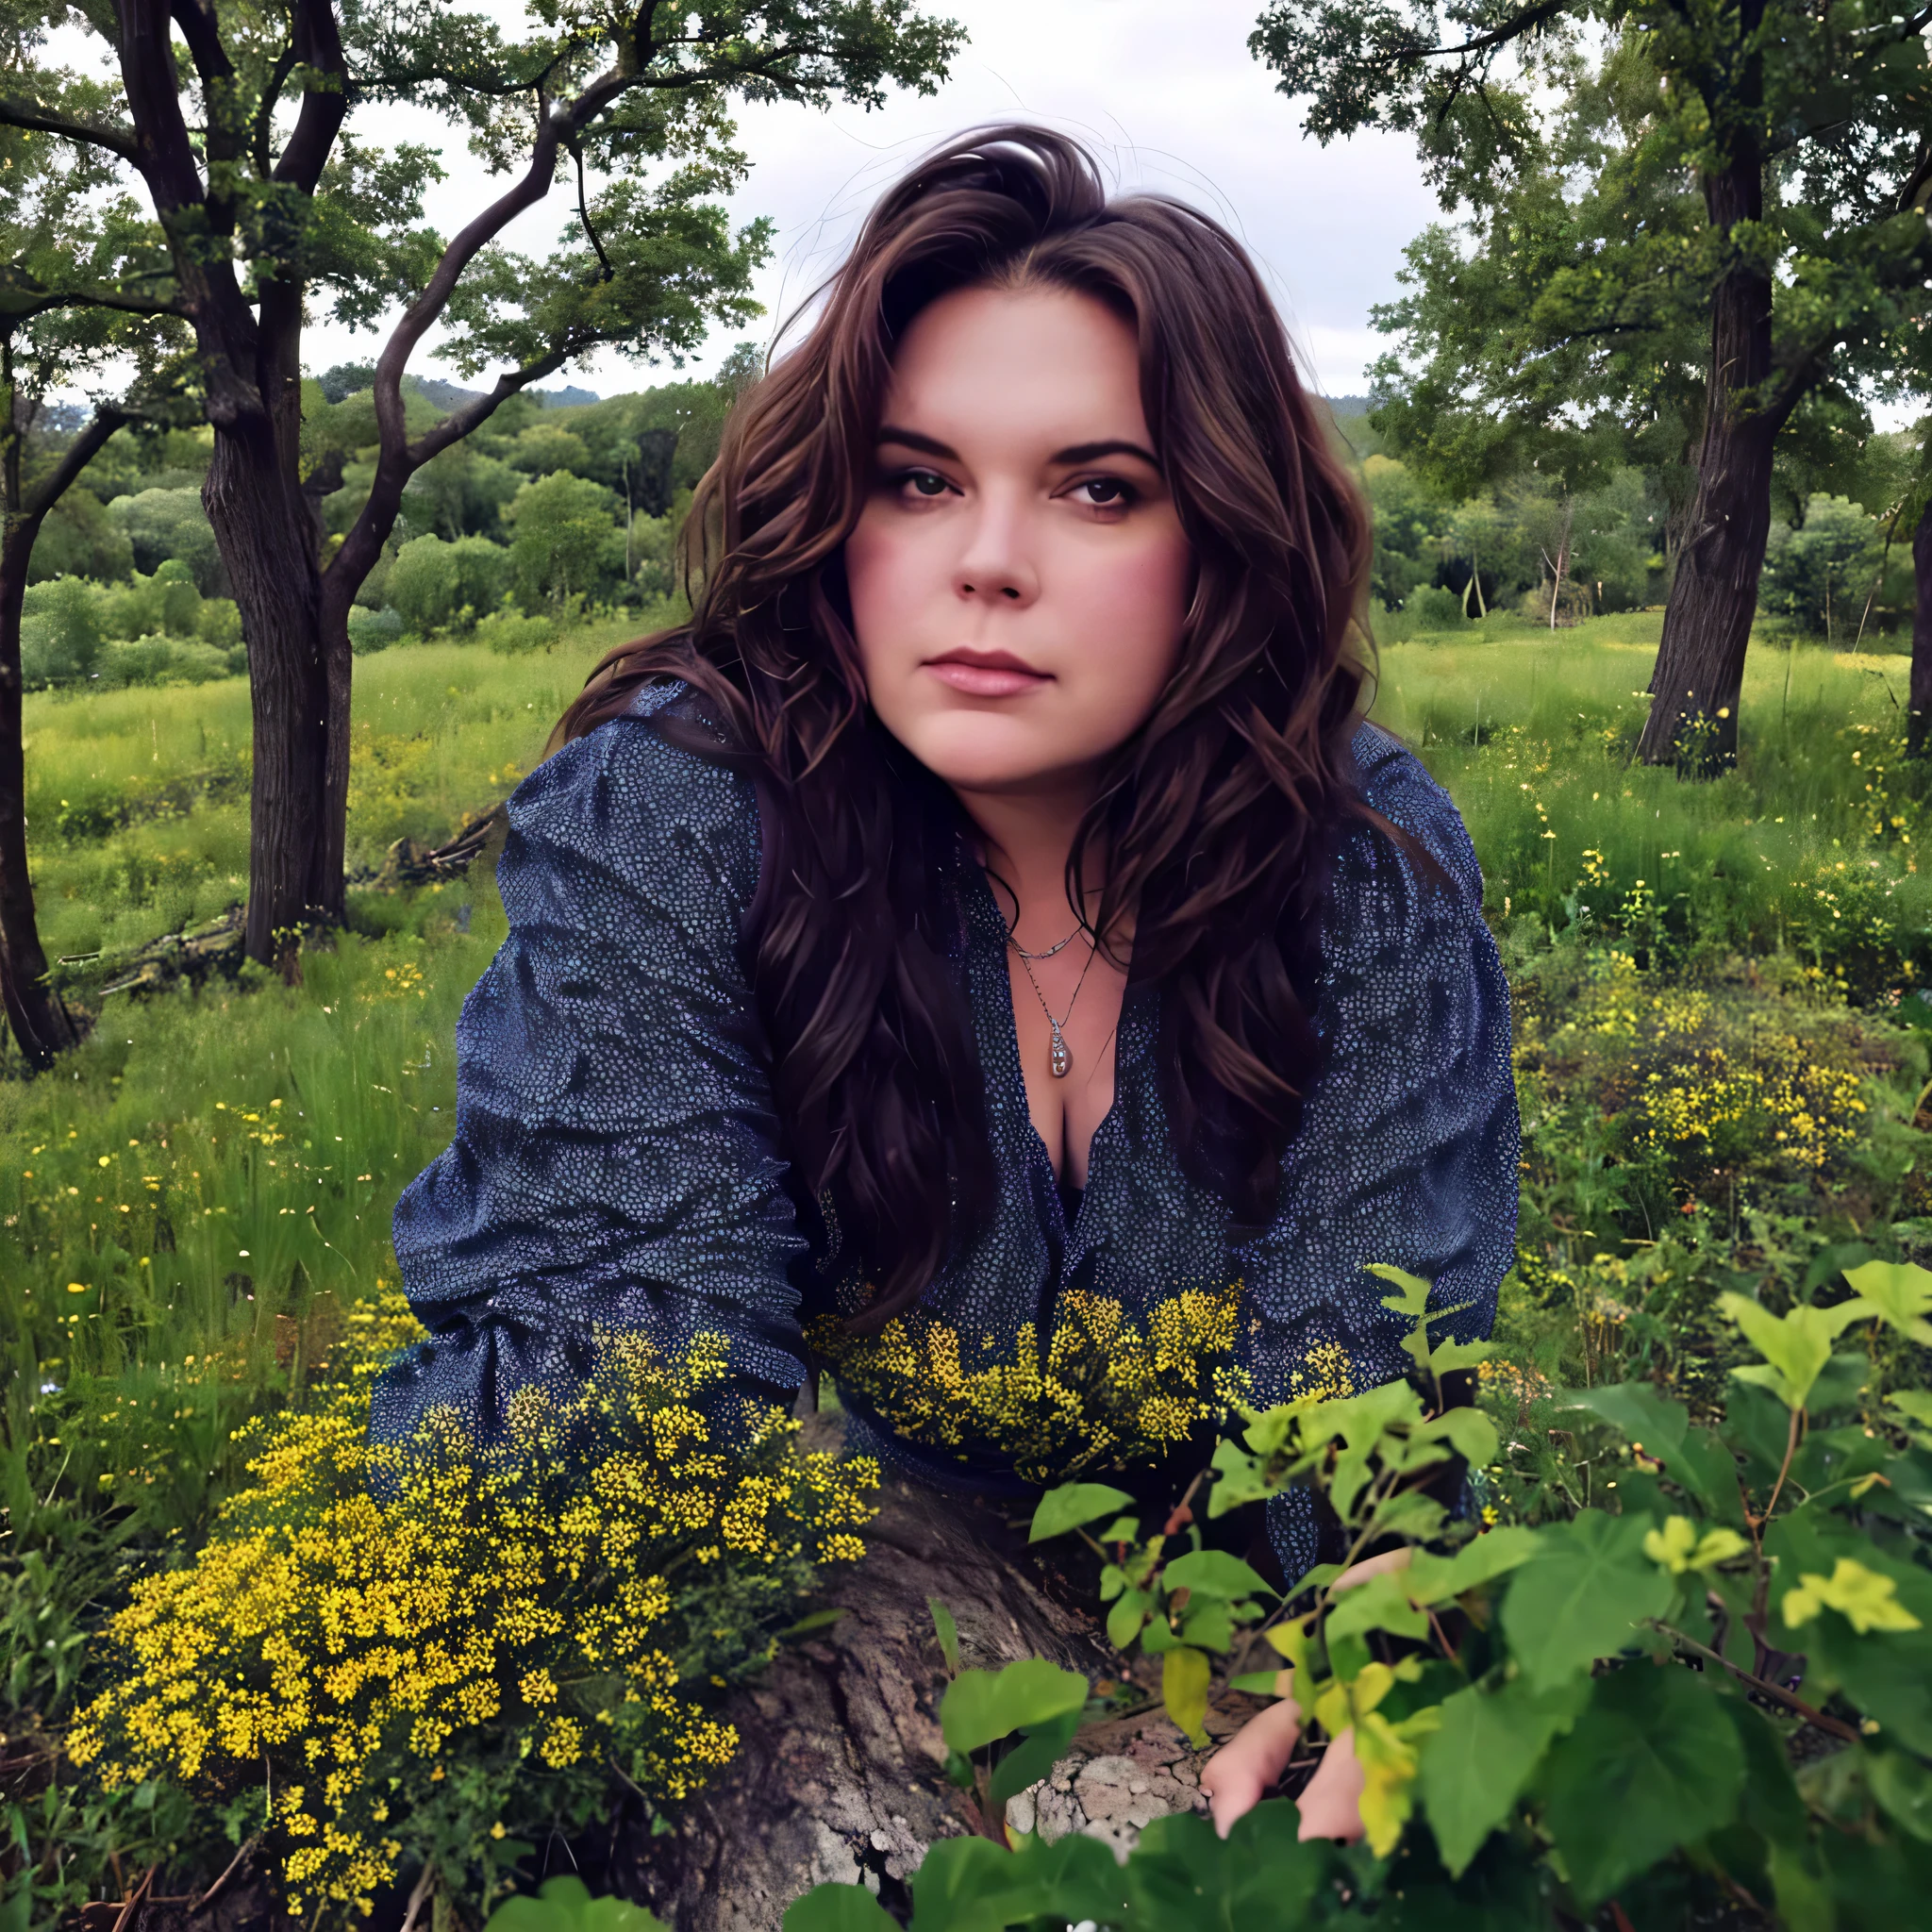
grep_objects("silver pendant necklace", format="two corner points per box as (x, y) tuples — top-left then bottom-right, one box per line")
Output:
(1011, 937), (1097, 1079)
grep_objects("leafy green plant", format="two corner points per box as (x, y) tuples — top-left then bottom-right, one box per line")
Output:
(785, 1261), (1932, 1927)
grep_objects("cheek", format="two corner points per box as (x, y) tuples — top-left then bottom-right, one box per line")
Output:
(843, 511), (930, 669)
(1064, 530), (1192, 708)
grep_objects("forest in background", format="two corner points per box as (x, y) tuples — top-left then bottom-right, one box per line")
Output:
(15, 370), (1915, 708)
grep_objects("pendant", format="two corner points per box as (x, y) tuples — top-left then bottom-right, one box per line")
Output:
(1049, 1020), (1071, 1078)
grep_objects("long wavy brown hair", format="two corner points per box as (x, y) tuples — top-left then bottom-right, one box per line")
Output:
(555, 126), (1374, 1327)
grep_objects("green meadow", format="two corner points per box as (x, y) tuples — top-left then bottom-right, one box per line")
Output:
(8, 609), (1932, 1917)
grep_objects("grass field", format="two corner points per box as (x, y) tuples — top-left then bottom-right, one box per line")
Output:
(6, 607), (1932, 1920)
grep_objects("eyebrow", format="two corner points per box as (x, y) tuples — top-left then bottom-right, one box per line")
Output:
(875, 425), (1161, 469)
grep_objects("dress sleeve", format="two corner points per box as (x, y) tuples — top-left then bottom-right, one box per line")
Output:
(1241, 724), (1519, 1410)
(369, 686), (808, 1449)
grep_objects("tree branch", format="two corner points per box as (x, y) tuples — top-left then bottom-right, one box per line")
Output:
(1427, 0), (1570, 66)
(0, 94), (138, 164)
(274, 0), (349, 193)
(251, 42), (299, 178)
(13, 403), (126, 541)
(0, 284), (186, 321)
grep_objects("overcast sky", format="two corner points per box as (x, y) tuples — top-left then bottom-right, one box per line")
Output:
(293, 0), (1446, 405)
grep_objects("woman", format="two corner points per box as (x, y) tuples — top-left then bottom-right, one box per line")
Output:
(373, 126), (1517, 1840)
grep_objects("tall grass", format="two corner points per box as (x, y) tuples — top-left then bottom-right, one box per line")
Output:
(1373, 616), (1930, 991)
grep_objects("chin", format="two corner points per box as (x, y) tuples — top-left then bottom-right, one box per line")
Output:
(891, 711), (1073, 793)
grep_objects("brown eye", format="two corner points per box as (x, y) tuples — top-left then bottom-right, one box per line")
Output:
(1077, 477), (1134, 507)
(905, 470), (950, 497)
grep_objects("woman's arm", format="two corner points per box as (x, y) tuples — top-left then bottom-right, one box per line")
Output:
(370, 687), (809, 1448)
(1241, 727), (1520, 1575)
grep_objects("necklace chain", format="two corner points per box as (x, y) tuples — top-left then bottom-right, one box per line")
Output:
(1008, 922), (1082, 962)
(1010, 936), (1096, 1079)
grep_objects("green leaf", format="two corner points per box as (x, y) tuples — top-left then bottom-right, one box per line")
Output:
(1719, 1292), (1870, 1411)
(1538, 1663), (1747, 1908)
(1177, 1597), (1236, 1653)
(1324, 1570), (1430, 1647)
(1869, 1750), (1932, 1842)
(1124, 1801), (1335, 1931)
(1208, 1435), (1275, 1514)
(940, 1658), (1088, 1757)
(487, 1881), (672, 1932)
(782, 1890), (896, 1932)
(1558, 1380), (1689, 1458)
(1162, 1644), (1211, 1747)
(1888, 1389), (1932, 1445)
(1426, 1336), (1493, 1375)
(1841, 1260), (1932, 1346)
(1406, 1525), (1540, 1604)
(990, 1706), (1081, 1806)
(1029, 1482), (1136, 1544)
(1369, 1261), (1436, 1318)
(1230, 1670), (1288, 1695)
(1107, 1588), (1153, 1651)
(776, 1607), (844, 1641)
(1160, 1549), (1275, 1602)
(906, 1830), (1127, 1931)
(1431, 1407), (1500, 1466)
(929, 1598), (961, 1674)
(1501, 1510), (1673, 1693)
(1419, 1674), (1590, 1877)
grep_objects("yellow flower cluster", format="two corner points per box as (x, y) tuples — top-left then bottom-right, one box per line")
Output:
(68, 1292), (876, 1917)
(809, 1283), (1256, 1485)
(1516, 950), (1887, 1201)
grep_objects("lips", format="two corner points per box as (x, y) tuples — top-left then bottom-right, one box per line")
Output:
(923, 649), (1051, 698)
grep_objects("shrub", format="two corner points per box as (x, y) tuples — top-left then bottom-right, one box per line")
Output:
(68, 1291), (878, 1919)
(20, 575), (105, 685)
(1762, 493), (1887, 640)
(389, 532), (513, 635)
(108, 486), (225, 593)
(474, 604), (554, 653)
(96, 637), (233, 688)
(505, 471), (621, 609)
(1514, 948), (1908, 1226)
(1405, 582), (1466, 629)
(347, 604), (406, 655)
(28, 486), (135, 583)
(195, 594), (241, 649)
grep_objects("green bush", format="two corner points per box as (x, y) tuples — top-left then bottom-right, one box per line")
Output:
(20, 575), (104, 685)
(28, 487), (134, 584)
(389, 532), (513, 635)
(1762, 494), (1886, 640)
(475, 604), (554, 653)
(1406, 583), (1466, 629)
(108, 487), (224, 594)
(347, 604), (405, 654)
(96, 637), (232, 688)
(506, 471), (621, 610)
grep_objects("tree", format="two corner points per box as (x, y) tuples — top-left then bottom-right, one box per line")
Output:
(0, 85), (187, 1065)
(0, 3), (961, 976)
(1253, 0), (1932, 770)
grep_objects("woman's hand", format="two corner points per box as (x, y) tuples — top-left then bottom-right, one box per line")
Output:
(1197, 1548), (1410, 1841)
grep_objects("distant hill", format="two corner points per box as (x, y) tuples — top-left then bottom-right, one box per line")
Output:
(530, 384), (600, 408)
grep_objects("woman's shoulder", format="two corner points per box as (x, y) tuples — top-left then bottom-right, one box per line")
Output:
(502, 677), (761, 913)
(1337, 726), (1483, 935)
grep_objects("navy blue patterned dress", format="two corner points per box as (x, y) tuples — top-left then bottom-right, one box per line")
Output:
(372, 682), (1518, 1576)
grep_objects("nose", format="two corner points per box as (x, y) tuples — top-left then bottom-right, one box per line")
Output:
(953, 492), (1039, 608)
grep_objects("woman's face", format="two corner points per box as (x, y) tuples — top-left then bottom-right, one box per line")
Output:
(844, 283), (1192, 801)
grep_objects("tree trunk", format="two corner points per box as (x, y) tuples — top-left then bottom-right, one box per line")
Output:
(204, 418), (331, 974)
(1637, 144), (1776, 773)
(602, 1433), (1229, 1929)
(0, 402), (125, 1065)
(1908, 497), (1932, 757)
(0, 533), (78, 1066)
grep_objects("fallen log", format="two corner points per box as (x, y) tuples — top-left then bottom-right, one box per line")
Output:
(605, 1419), (1242, 1930)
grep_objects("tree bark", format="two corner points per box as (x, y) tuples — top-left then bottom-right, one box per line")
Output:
(598, 1428), (1231, 1930)
(0, 403), (125, 1065)
(1909, 496), (1932, 757)
(1637, 123), (1778, 773)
